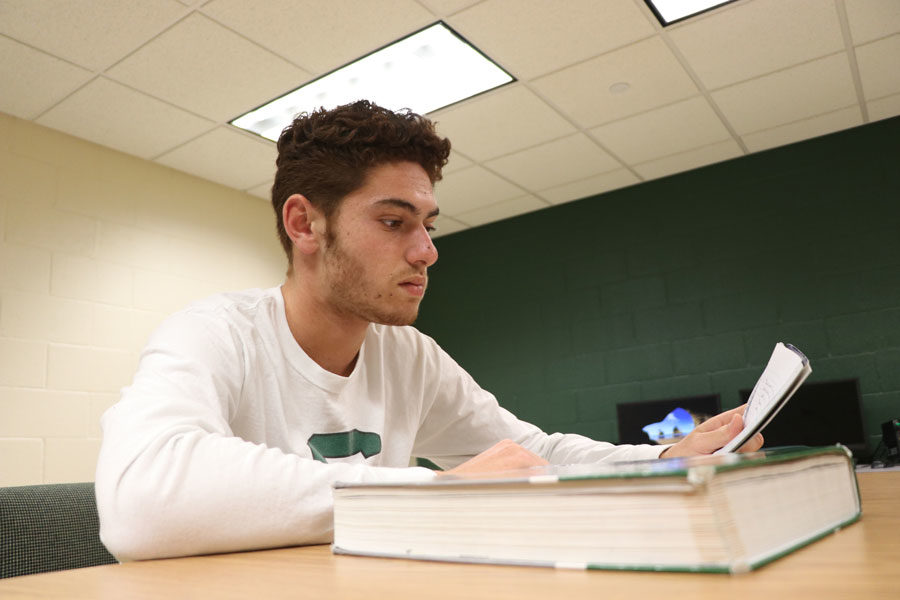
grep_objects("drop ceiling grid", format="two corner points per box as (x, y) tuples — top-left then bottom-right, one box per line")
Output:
(0, 0), (189, 72)
(34, 77), (217, 160)
(855, 34), (900, 101)
(431, 85), (579, 162)
(664, 0), (847, 90)
(104, 12), (311, 123)
(711, 53), (859, 135)
(741, 105), (864, 153)
(868, 93), (900, 121)
(454, 194), (548, 228)
(0, 0), (896, 237)
(435, 164), (531, 216)
(154, 127), (278, 191)
(0, 35), (94, 120)
(843, 0), (900, 44)
(485, 133), (622, 193)
(633, 139), (744, 181)
(443, 0), (657, 80)
(415, 0), (483, 17)
(198, 0), (436, 75)
(537, 168), (641, 206)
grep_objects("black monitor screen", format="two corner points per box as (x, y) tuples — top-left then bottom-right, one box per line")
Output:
(616, 395), (721, 445)
(739, 378), (868, 460)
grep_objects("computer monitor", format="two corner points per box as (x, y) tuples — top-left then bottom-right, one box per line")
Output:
(616, 395), (721, 445)
(739, 378), (869, 462)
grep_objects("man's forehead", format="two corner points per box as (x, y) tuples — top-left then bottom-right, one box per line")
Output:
(351, 162), (438, 211)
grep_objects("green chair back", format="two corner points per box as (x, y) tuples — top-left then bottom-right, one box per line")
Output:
(0, 482), (117, 579)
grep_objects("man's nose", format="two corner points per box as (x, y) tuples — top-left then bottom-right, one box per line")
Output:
(407, 225), (438, 267)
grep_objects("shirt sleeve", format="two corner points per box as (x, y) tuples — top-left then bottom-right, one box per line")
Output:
(95, 311), (435, 562)
(410, 338), (665, 469)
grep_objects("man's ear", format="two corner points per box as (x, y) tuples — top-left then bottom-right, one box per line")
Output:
(283, 194), (325, 255)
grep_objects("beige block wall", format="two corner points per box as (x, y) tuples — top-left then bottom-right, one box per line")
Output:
(0, 112), (285, 486)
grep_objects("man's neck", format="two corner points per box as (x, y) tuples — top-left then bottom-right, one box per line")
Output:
(280, 278), (369, 377)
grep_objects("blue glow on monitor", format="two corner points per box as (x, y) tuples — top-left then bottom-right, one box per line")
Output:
(617, 395), (720, 446)
(642, 407), (697, 444)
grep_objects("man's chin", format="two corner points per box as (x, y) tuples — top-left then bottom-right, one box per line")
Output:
(371, 306), (420, 327)
(375, 313), (419, 327)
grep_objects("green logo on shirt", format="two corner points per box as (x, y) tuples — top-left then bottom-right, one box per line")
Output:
(308, 429), (382, 463)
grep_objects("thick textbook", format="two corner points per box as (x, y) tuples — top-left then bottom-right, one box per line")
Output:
(332, 446), (860, 573)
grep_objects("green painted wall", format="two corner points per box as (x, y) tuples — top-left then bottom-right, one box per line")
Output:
(417, 116), (900, 453)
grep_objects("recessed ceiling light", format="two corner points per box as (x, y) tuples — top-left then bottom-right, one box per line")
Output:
(231, 22), (514, 142)
(644, 0), (739, 26)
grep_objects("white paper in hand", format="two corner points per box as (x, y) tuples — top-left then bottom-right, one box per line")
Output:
(715, 343), (811, 454)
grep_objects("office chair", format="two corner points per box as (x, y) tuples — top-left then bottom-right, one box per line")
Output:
(0, 482), (117, 579)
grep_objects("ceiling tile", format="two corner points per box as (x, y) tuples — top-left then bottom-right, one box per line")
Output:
(417, 0), (481, 17)
(106, 13), (310, 122)
(443, 151), (473, 175)
(155, 127), (277, 190)
(448, 0), (654, 80)
(590, 96), (732, 164)
(532, 37), (698, 128)
(845, 0), (900, 45)
(0, 36), (92, 120)
(432, 85), (576, 161)
(668, 0), (844, 89)
(538, 169), (641, 206)
(0, 0), (186, 71)
(455, 195), (547, 228)
(431, 215), (468, 238)
(485, 134), (620, 192)
(633, 140), (743, 181)
(202, 0), (433, 74)
(856, 34), (900, 101)
(868, 93), (900, 122)
(435, 165), (525, 216)
(36, 78), (215, 160)
(711, 53), (857, 134)
(742, 106), (863, 153)
(1, 0), (892, 223)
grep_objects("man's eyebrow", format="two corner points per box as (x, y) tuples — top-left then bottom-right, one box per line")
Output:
(375, 198), (440, 218)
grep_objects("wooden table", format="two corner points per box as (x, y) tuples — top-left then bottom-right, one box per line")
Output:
(2, 472), (897, 599)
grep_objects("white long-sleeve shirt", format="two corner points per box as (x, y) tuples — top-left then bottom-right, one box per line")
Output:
(95, 287), (663, 561)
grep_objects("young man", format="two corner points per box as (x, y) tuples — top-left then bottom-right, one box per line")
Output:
(95, 101), (761, 561)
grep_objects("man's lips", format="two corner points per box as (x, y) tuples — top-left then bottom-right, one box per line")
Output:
(399, 276), (427, 297)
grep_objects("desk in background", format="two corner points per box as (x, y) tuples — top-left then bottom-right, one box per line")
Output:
(1, 472), (897, 600)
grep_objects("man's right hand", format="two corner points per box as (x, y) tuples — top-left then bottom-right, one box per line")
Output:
(441, 439), (549, 476)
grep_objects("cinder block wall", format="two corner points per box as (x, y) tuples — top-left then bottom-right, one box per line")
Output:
(0, 114), (285, 485)
(418, 117), (900, 451)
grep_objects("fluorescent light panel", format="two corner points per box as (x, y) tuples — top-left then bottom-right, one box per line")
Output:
(231, 22), (513, 142)
(645, 0), (738, 26)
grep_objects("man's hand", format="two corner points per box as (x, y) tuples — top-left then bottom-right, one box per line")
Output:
(659, 404), (764, 458)
(441, 439), (549, 476)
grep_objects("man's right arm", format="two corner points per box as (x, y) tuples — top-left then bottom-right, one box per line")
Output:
(95, 311), (432, 561)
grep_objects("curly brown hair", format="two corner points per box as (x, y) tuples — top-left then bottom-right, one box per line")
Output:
(271, 100), (451, 262)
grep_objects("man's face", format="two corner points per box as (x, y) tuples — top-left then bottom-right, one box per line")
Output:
(318, 161), (439, 326)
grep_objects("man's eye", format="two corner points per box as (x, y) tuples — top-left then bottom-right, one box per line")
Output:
(425, 224), (436, 233)
(381, 219), (401, 229)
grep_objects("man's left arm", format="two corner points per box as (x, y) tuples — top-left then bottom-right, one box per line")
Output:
(411, 341), (663, 468)
(436, 404), (764, 475)
(412, 340), (762, 470)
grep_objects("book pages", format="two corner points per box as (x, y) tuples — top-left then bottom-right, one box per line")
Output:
(716, 343), (811, 454)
